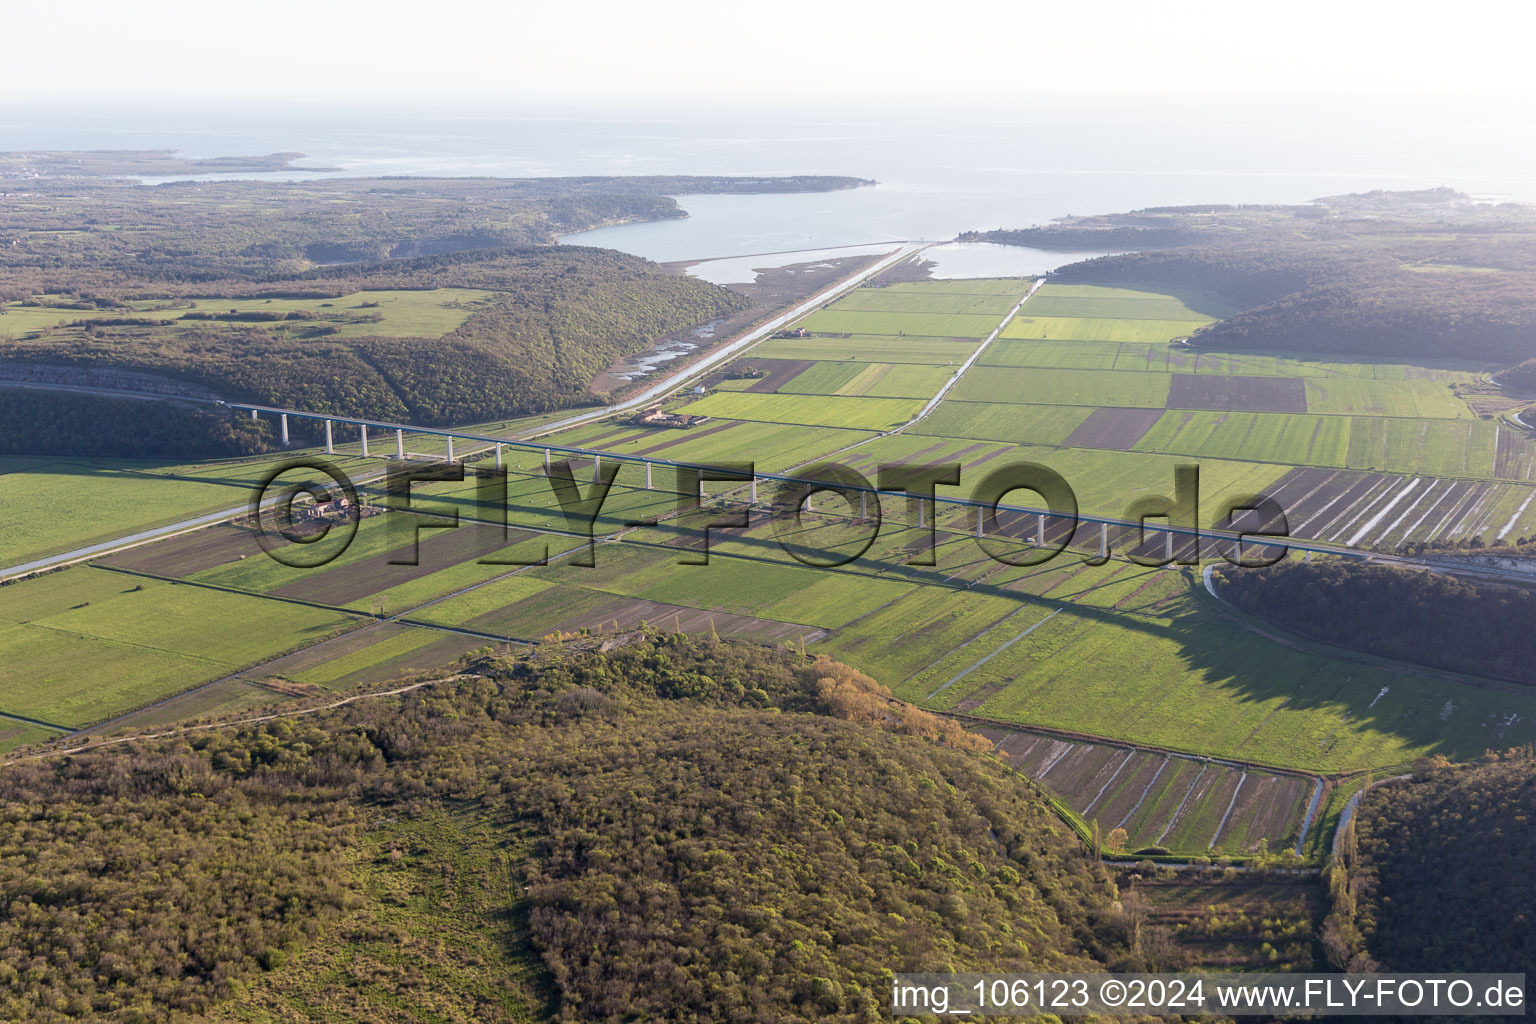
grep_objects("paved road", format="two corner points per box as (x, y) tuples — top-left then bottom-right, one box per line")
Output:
(524, 242), (928, 435)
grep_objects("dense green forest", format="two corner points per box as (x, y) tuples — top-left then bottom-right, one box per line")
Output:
(0, 391), (269, 458)
(977, 189), (1536, 367)
(1216, 560), (1536, 686)
(0, 635), (1144, 1023)
(1327, 753), (1536, 973)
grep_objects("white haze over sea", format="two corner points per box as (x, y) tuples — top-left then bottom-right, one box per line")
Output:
(7, 96), (1536, 278)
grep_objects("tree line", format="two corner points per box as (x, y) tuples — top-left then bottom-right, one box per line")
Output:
(1217, 560), (1536, 685)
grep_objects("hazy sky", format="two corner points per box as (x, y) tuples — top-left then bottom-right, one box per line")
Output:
(11, 0), (1535, 101)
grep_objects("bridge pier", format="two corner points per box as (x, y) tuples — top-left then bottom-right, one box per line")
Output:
(593, 454), (601, 482)
(645, 463), (652, 490)
(860, 491), (867, 518)
(1164, 530), (1174, 563)
(495, 443), (503, 468)
(749, 477), (757, 503)
(1037, 513), (1046, 546)
(324, 419), (333, 455)
(1099, 523), (1109, 560)
(544, 449), (550, 469)
(976, 507), (983, 538)
(446, 436), (454, 463)
(359, 424), (368, 458)
(250, 408), (258, 420)
(280, 414), (289, 446)
(396, 429), (404, 459)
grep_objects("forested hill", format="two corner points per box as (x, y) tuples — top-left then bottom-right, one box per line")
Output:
(970, 190), (1536, 366)
(0, 247), (750, 441)
(1331, 754), (1536, 974)
(0, 172), (872, 286)
(1216, 560), (1536, 687)
(0, 171), (871, 453)
(0, 635), (1139, 1023)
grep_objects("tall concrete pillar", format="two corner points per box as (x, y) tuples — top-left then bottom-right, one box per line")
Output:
(1100, 523), (1109, 560)
(324, 419), (333, 455)
(1305, 549), (1312, 564)
(359, 424), (368, 458)
(860, 491), (867, 518)
(749, 477), (757, 503)
(1164, 530), (1174, 563)
(495, 443), (503, 468)
(917, 501), (924, 529)
(250, 408), (258, 420)
(280, 414), (289, 446)
(1037, 513), (1046, 546)
(593, 454), (601, 483)
(544, 448), (551, 469)
(645, 463), (653, 490)
(446, 436), (455, 463)
(976, 507), (983, 538)
(396, 429), (404, 459)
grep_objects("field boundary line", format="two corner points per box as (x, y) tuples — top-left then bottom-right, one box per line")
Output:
(1117, 756), (1170, 830)
(1209, 771), (1247, 848)
(0, 709), (74, 733)
(1081, 748), (1135, 817)
(1154, 763), (1208, 845)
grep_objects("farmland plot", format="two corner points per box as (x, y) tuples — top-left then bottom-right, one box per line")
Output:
(1305, 378), (1467, 419)
(1001, 316), (1210, 343)
(753, 335), (980, 363)
(796, 308), (1004, 338)
(832, 288), (1022, 316)
(675, 391), (923, 430)
(952, 367), (1172, 407)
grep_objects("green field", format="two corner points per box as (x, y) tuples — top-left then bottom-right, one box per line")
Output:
(831, 288), (1021, 316)
(0, 288), (494, 340)
(952, 367), (1172, 407)
(796, 307), (1005, 338)
(910, 401), (1093, 445)
(1135, 411), (1353, 467)
(0, 453), (378, 570)
(1026, 284), (1231, 320)
(1001, 315), (1210, 343)
(890, 565), (1536, 771)
(752, 335), (979, 363)
(1305, 378), (1469, 419)
(675, 391), (923, 430)
(0, 568), (356, 727)
(777, 361), (956, 399)
(1135, 410), (1502, 476)
(984, 338), (1128, 370)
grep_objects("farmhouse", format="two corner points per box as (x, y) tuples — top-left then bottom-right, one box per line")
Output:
(634, 406), (710, 429)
